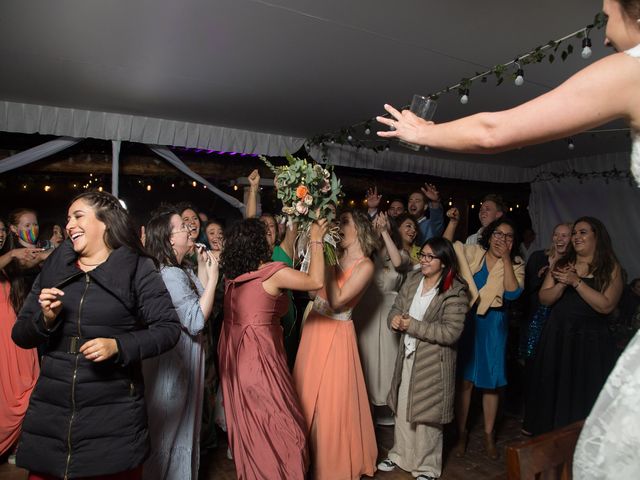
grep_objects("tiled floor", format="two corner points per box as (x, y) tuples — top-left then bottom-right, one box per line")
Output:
(1, 406), (524, 480)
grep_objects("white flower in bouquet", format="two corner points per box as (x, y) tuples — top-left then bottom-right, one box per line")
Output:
(260, 153), (343, 266)
(295, 201), (309, 215)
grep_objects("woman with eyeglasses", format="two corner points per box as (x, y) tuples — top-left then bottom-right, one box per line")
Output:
(376, 237), (469, 480)
(142, 206), (219, 480)
(524, 217), (622, 437)
(443, 212), (525, 459)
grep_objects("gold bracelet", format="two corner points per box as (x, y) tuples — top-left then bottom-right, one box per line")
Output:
(574, 278), (582, 288)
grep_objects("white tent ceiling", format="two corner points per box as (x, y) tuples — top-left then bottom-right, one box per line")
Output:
(0, 0), (631, 178)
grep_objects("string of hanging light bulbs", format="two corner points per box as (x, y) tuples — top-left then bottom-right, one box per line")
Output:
(307, 12), (606, 153)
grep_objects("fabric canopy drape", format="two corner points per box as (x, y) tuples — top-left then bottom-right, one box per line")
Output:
(0, 136), (81, 174)
(308, 143), (634, 184)
(529, 177), (640, 278)
(149, 145), (245, 214)
(0, 101), (305, 157)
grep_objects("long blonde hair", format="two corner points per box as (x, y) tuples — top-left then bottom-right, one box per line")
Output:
(544, 222), (573, 257)
(339, 209), (380, 257)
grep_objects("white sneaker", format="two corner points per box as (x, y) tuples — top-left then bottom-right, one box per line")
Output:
(7, 454), (16, 465)
(377, 458), (396, 471)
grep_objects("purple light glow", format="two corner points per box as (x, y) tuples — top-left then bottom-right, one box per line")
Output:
(171, 146), (258, 157)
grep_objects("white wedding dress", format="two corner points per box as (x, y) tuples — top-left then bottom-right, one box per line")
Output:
(573, 44), (640, 479)
(573, 330), (640, 478)
(629, 44), (640, 185)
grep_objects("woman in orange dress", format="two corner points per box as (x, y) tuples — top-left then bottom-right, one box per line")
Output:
(0, 219), (40, 459)
(294, 209), (379, 480)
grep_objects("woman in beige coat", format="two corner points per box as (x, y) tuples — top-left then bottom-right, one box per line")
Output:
(377, 237), (469, 480)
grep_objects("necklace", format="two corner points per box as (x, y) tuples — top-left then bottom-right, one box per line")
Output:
(78, 256), (110, 267)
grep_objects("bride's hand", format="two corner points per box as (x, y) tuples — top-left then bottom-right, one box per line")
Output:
(310, 219), (328, 242)
(376, 104), (432, 144)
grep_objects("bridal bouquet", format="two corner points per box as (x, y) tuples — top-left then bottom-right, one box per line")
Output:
(260, 153), (343, 266)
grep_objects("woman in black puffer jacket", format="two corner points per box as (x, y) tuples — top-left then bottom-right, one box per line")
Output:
(12, 191), (181, 480)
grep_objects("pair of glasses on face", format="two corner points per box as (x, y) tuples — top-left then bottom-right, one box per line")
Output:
(492, 231), (514, 241)
(171, 223), (190, 235)
(418, 252), (439, 263)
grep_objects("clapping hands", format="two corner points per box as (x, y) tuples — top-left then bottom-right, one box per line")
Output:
(551, 265), (580, 287)
(390, 313), (410, 332)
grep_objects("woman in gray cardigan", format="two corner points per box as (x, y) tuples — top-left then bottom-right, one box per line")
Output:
(377, 237), (469, 480)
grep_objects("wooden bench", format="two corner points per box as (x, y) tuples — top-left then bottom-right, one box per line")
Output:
(505, 420), (584, 480)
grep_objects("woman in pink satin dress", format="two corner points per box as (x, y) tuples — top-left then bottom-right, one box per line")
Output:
(294, 209), (379, 480)
(0, 219), (40, 459)
(218, 218), (327, 480)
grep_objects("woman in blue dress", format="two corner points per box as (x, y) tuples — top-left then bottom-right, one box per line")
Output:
(142, 206), (220, 480)
(444, 214), (524, 459)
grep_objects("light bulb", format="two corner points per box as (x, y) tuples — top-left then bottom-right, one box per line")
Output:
(347, 135), (353, 142)
(460, 93), (469, 104)
(364, 128), (371, 135)
(581, 38), (592, 59)
(568, 139), (575, 150)
(514, 69), (524, 86)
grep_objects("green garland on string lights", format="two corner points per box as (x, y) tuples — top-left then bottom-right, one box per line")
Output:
(308, 12), (607, 158)
(532, 167), (634, 184)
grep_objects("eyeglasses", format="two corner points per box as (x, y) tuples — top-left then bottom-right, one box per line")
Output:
(170, 224), (190, 235)
(492, 231), (514, 241)
(418, 252), (439, 262)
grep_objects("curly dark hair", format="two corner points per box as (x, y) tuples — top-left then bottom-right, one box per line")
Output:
(555, 216), (620, 292)
(221, 218), (272, 280)
(479, 217), (523, 264)
(391, 213), (418, 250)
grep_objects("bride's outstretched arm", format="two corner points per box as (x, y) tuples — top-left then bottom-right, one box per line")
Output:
(377, 53), (640, 153)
